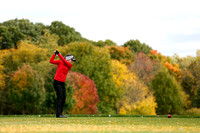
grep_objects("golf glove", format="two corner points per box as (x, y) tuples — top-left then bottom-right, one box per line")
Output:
(54, 50), (60, 55)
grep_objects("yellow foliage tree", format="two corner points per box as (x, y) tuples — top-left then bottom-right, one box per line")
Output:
(0, 65), (6, 90)
(38, 30), (59, 52)
(0, 49), (12, 89)
(0, 42), (48, 73)
(15, 42), (48, 63)
(111, 60), (157, 115)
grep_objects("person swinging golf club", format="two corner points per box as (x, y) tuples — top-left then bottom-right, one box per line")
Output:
(50, 50), (76, 118)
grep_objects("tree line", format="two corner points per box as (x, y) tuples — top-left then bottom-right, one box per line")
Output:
(0, 19), (200, 115)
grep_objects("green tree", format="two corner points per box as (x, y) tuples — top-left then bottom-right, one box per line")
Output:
(0, 19), (45, 49)
(181, 70), (196, 108)
(123, 39), (152, 54)
(193, 87), (200, 108)
(0, 25), (23, 49)
(49, 21), (83, 45)
(151, 68), (183, 114)
(60, 42), (117, 114)
(91, 39), (116, 47)
(2, 19), (45, 42)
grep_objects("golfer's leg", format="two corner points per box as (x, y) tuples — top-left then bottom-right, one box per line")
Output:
(61, 83), (66, 114)
(54, 81), (63, 117)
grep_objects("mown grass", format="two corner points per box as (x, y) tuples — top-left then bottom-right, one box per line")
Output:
(0, 115), (200, 132)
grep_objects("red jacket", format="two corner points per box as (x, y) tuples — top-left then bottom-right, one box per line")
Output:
(49, 53), (72, 82)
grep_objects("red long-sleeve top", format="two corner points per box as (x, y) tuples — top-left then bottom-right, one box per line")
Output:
(49, 53), (72, 82)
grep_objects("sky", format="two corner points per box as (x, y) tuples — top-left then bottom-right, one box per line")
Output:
(1, 0), (200, 57)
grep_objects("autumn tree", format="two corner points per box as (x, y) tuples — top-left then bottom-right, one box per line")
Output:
(0, 43), (48, 114)
(180, 70), (196, 108)
(171, 54), (195, 70)
(0, 50), (7, 90)
(111, 60), (157, 115)
(188, 56), (200, 107)
(172, 52), (200, 109)
(8, 64), (45, 114)
(67, 72), (100, 114)
(128, 52), (160, 86)
(0, 64), (6, 114)
(150, 50), (171, 63)
(0, 49), (12, 114)
(1, 42), (48, 73)
(15, 42), (48, 63)
(35, 29), (59, 52)
(107, 45), (133, 65)
(150, 50), (181, 80)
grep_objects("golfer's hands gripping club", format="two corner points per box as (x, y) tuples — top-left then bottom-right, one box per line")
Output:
(54, 50), (60, 55)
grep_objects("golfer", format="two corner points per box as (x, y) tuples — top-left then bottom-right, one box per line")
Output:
(50, 50), (76, 118)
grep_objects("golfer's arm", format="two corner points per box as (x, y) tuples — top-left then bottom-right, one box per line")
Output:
(58, 53), (72, 67)
(49, 54), (59, 64)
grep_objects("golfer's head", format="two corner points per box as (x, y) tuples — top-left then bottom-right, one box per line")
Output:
(65, 55), (76, 62)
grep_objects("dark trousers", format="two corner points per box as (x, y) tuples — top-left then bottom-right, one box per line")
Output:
(53, 79), (66, 117)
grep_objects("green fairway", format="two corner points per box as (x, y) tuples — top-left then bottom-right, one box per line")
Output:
(0, 115), (200, 132)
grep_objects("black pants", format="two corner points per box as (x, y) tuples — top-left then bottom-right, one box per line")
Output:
(53, 80), (66, 117)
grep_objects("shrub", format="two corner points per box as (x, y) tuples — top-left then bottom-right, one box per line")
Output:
(184, 108), (200, 116)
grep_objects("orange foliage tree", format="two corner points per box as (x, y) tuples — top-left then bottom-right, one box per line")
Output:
(150, 50), (181, 79)
(107, 46), (133, 65)
(67, 71), (100, 114)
